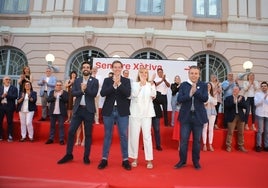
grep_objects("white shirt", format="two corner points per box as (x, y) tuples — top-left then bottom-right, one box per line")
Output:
(21, 93), (29, 112)
(53, 92), (61, 114)
(243, 80), (259, 99)
(80, 78), (88, 105)
(154, 76), (169, 95)
(254, 91), (268, 117)
(45, 77), (50, 91)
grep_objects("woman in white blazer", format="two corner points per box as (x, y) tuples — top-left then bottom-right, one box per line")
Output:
(128, 67), (156, 169)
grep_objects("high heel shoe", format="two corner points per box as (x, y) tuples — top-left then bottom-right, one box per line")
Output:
(147, 161), (153, 169)
(81, 141), (85, 146)
(131, 159), (138, 167)
(203, 145), (207, 151)
(75, 139), (81, 146)
(209, 144), (214, 152)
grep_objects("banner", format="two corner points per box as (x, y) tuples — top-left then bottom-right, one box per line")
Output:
(93, 58), (197, 110)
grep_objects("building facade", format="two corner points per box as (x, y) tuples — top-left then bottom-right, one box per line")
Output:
(0, 0), (268, 100)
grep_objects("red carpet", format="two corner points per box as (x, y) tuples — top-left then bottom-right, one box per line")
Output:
(0, 109), (268, 188)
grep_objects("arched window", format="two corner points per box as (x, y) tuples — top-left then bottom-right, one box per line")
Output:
(190, 52), (229, 82)
(66, 47), (107, 78)
(131, 48), (166, 59)
(0, 47), (28, 86)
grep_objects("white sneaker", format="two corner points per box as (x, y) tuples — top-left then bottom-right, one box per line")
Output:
(7, 135), (13, 142)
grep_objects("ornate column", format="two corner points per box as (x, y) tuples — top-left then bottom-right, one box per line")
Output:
(171, 0), (187, 30)
(113, 0), (129, 28)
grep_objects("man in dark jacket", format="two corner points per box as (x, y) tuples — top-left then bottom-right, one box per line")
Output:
(45, 80), (68, 145)
(0, 76), (18, 142)
(224, 86), (247, 152)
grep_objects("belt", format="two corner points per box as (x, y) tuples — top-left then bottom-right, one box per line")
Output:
(44, 91), (47, 92)
(79, 105), (86, 108)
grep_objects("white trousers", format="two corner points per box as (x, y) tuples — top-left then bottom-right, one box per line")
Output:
(202, 115), (216, 144)
(19, 111), (34, 139)
(128, 117), (153, 161)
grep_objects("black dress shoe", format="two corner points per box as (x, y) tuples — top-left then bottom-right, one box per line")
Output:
(59, 140), (65, 145)
(57, 154), (73, 164)
(122, 160), (131, 170)
(174, 161), (186, 169)
(264, 147), (268, 152)
(156, 146), (163, 151)
(256, 146), (262, 152)
(38, 118), (46, 121)
(83, 157), (90, 165)
(45, 139), (53, 144)
(193, 163), (201, 170)
(98, 159), (108, 169)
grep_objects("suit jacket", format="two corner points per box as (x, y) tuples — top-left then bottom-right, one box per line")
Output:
(72, 76), (99, 114)
(17, 91), (37, 112)
(178, 80), (208, 125)
(47, 90), (68, 116)
(37, 75), (57, 96)
(129, 82), (156, 118)
(224, 95), (247, 122)
(100, 76), (131, 116)
(0, 85), (18, 111)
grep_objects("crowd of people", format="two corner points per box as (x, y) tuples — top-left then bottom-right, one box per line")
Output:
(0, 61), (268, 171)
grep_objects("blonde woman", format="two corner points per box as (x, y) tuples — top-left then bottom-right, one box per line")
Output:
(202, 82), (217, 151)
(243, 72), (259, 130)
(210, 74), (222, 129)
(128, 67), (156, 169)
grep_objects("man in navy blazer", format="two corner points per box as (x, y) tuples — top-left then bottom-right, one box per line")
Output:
(174, 66), (208, 170)
(97, 60), (132, 170)
(45, 80), (68, 145)
(0, 76), (18, 142)
(58, 61), (99, 165)
(224, 86), (247, 152)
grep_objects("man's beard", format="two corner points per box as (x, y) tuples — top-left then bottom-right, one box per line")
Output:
(83, 70), (91, 76)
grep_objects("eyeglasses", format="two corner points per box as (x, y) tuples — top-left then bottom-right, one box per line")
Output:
(4, 78), (11, 81)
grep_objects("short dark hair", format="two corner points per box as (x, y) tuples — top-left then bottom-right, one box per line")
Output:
(112, 60), (123, 68)
(81, 61), (92, 69)
(69, 70), (77, 78)
(157, 68), (163, 72)
(261, 81), (268, 86)
(189, 65), (200, 70)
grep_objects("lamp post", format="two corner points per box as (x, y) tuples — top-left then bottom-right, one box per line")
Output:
(243, 60), (253, 72)
(45, 53), (55, 66)
(238, 60), (253, 79)
(45, 53), (59, 72)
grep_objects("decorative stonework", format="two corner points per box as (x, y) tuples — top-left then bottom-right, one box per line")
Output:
(144, 28), (154, 46)
(84, 27), (95, 44)
(0, 27), (12, 45)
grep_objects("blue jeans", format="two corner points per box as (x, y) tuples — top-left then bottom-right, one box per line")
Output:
(102, 107), (129, 160)
(179, 112), (203, 164)
(256, 115), (268, 148)
(152, 117), (161, 147)
(49, 114), (65, 141)
(66, 107), (94, 158)
(245, 97), (255, 124)
(171, 94), (178, 126)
